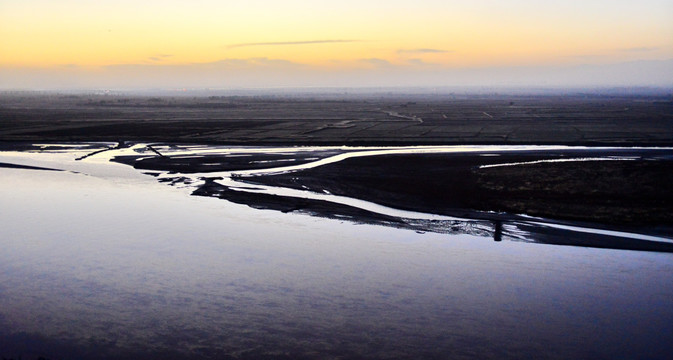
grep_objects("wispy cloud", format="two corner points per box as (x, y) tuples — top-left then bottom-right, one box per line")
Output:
(397, 48), (450, 54)
(406, 58), (440, 67)
(148, 54), (173, 62)
(207, 57), (301, 68)
(565, 54), (608, 60)
(618, 46), (659, 53)
(565, 46), (660, 60)
(107, 57), (306, 72)
(359, 58), (391, 67)
(227, 39), (359, 49)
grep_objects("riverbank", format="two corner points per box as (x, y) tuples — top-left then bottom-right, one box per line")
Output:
(229, 149), (673, 227)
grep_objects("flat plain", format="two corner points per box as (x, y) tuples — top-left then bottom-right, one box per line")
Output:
(1, 92), (672, 146)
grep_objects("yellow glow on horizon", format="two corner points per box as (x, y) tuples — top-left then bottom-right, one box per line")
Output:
(1, 0), (672, 69)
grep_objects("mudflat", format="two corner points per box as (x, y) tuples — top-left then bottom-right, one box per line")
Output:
(234, 151), (673, 227)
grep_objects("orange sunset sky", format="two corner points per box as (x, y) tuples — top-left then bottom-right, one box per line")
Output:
(1, 0), (672, 89)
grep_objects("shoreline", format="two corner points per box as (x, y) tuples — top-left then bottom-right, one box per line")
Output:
(3, 142), (671, 230)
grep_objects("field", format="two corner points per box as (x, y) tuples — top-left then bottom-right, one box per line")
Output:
(1, 92), (672, 145)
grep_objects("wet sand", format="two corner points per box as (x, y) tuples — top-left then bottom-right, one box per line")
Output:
(3, 138), (670, 245)
(235, 151), (673, 226)
(32, 142), (662, 252)
(86, 143), (672, 229)
(183, 148), (673, 252)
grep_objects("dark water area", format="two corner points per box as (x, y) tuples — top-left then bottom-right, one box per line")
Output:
(1, 144), (673, 359)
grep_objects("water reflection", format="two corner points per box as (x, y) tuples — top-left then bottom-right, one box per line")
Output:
(1, 144), (673, 359)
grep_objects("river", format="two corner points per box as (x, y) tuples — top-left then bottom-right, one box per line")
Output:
(1, 143), (672, 359)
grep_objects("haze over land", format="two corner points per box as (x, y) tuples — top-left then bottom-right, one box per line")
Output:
(1, 0), (672, 90)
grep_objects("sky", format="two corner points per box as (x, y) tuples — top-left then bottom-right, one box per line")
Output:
(1, 0), (672, 89)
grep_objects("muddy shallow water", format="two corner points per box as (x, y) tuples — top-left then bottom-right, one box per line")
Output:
(1, 143), (672, 359)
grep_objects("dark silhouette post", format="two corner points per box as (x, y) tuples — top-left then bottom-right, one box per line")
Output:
(494, 220), (503, 242)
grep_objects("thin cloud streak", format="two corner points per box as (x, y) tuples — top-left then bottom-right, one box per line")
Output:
(227, 40), (360, 49)
(397, 48), (451, 54)
(147, 54), (173, 62)
(618, 47), (659, 53)
(359, 58), (392, 67)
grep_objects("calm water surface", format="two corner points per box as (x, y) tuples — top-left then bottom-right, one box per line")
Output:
(1, 146), (672, 359)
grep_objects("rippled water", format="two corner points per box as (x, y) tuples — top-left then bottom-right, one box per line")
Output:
(1, 145), (672, 359)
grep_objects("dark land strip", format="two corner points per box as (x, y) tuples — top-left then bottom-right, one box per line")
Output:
(0, 162), (62, 171)
(233, 151), (673, 226)
(1, 93), (672, 146)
